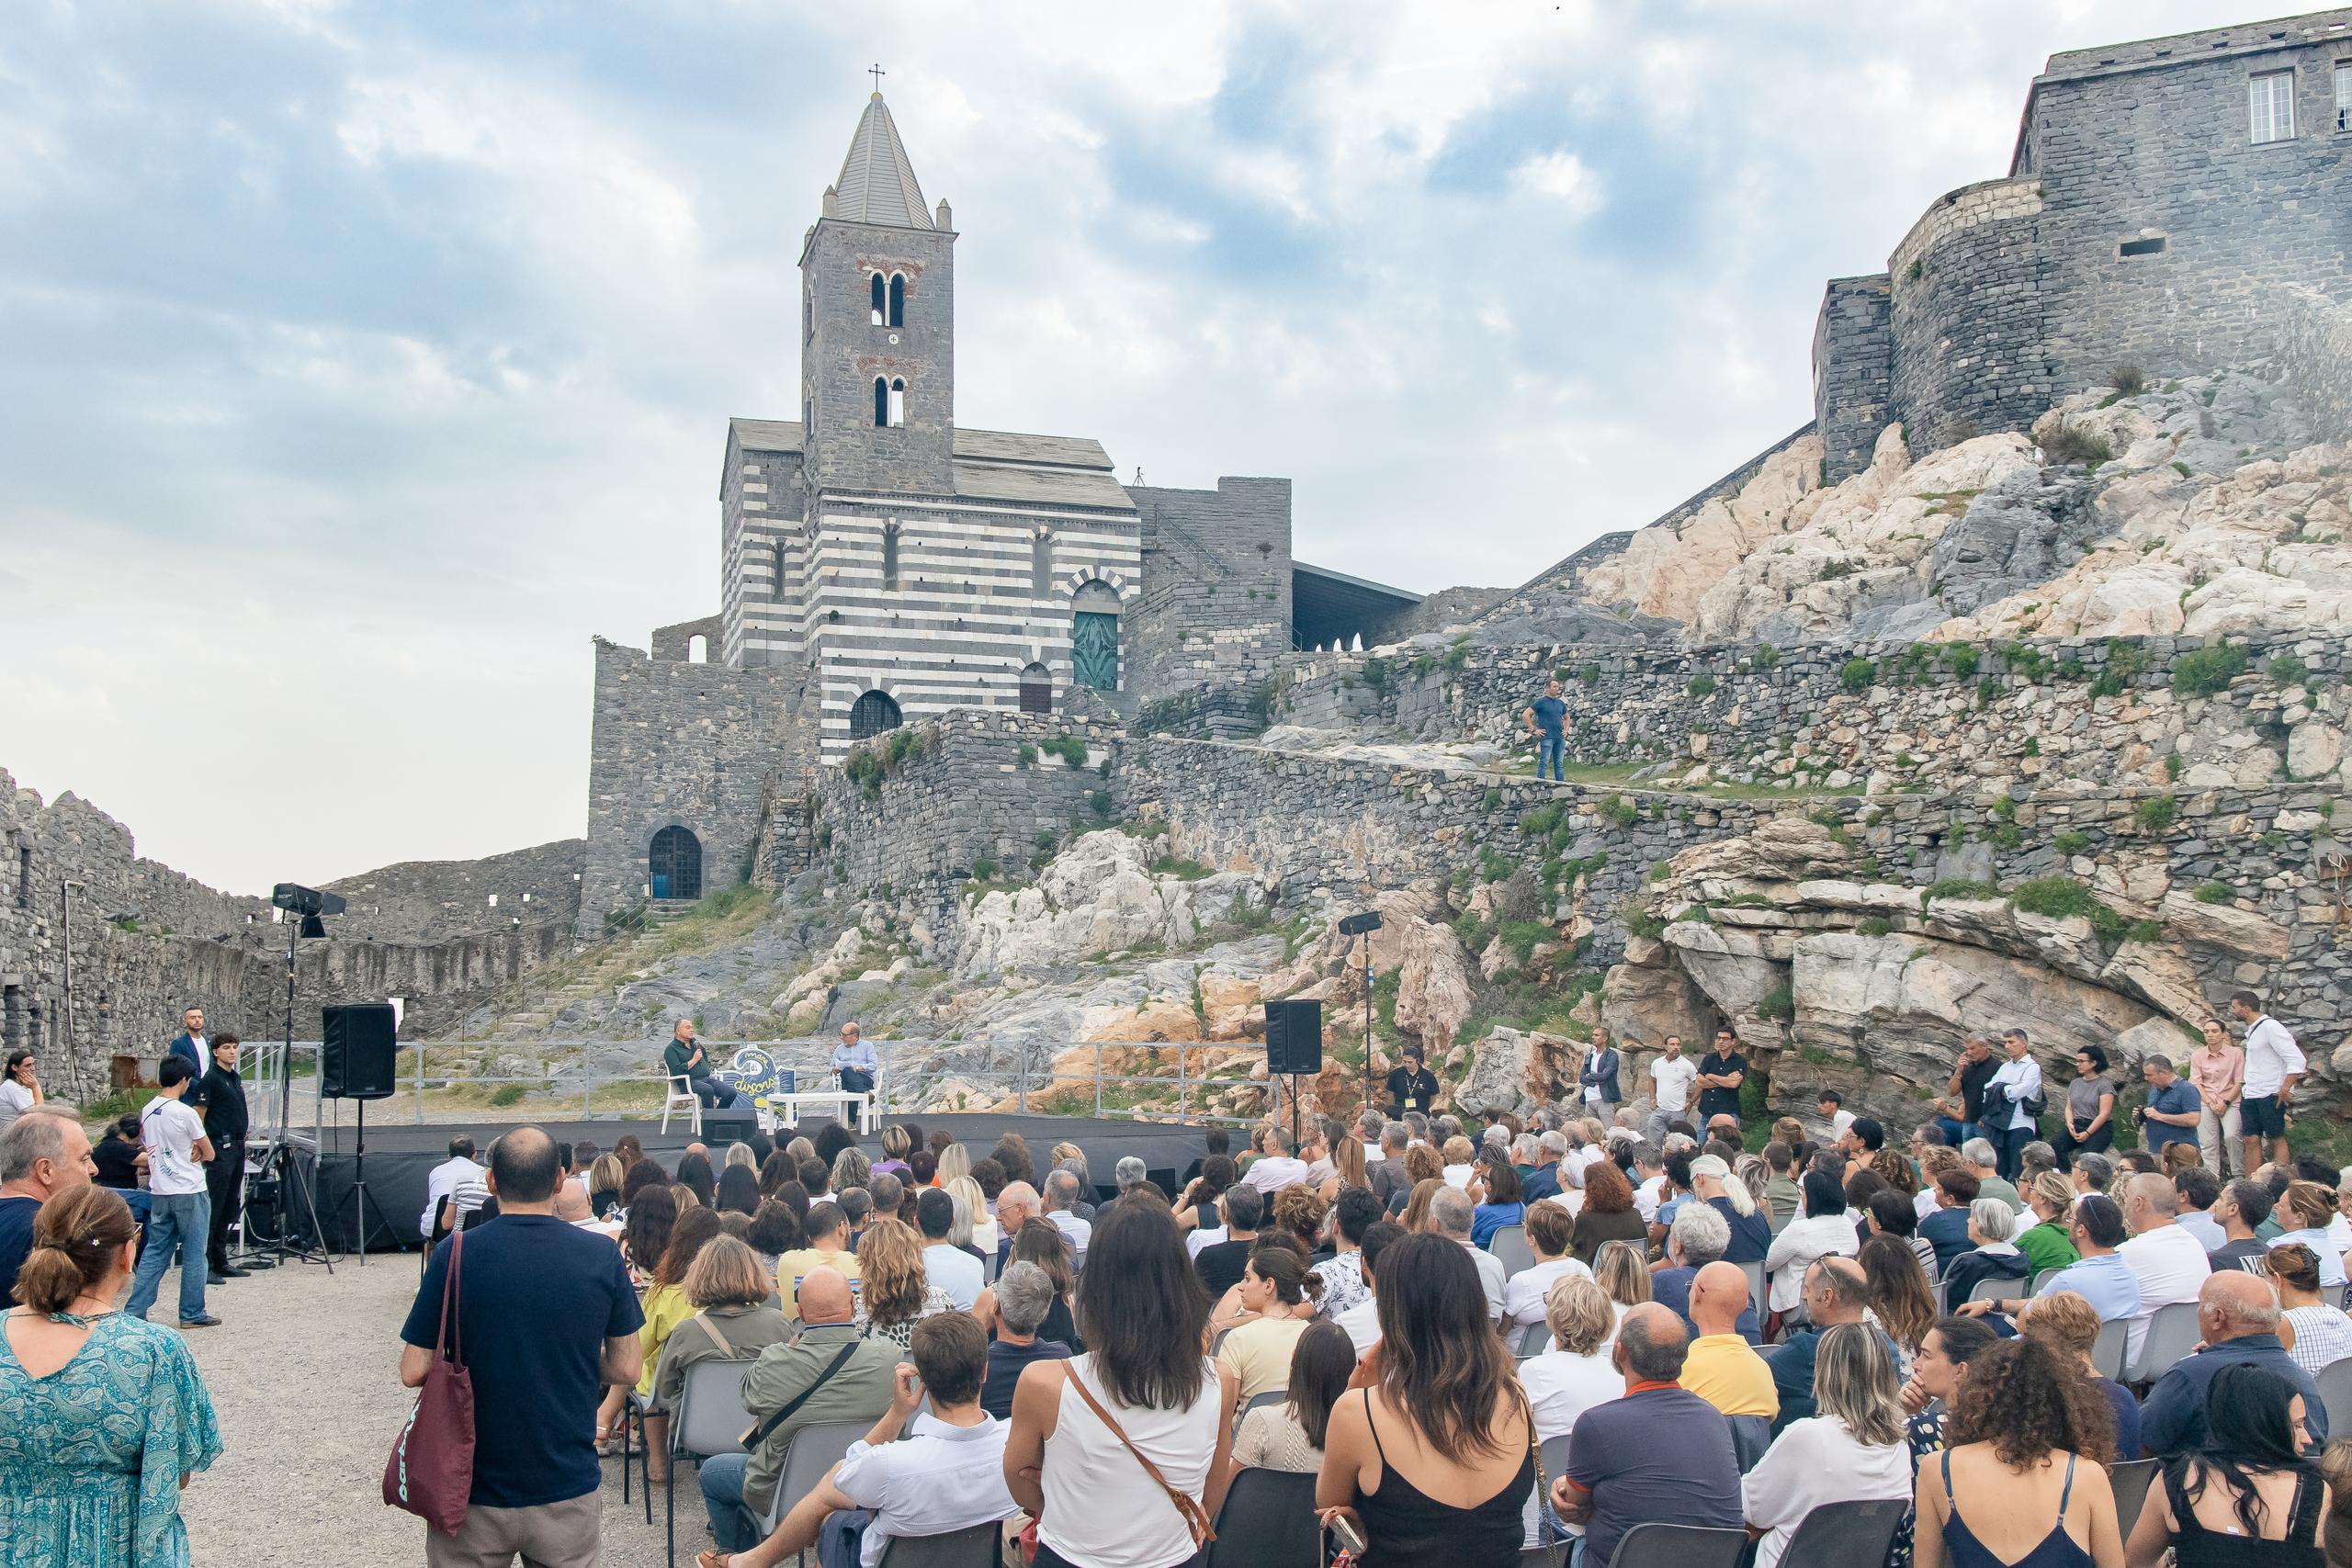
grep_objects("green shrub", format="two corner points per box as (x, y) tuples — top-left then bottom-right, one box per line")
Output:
(1521, 804), (1564, 839)
(1039, 735), (1090, 767)
(1993, 795), (2018, 820)
(1751, 642), (1781, 671)
(2165, 752), (2185, 781)
(1688, 673), (1717, 697)
(844, 750), (886, 795)
(1818, 558), (1855, 581)
(2133, 794), (2177, 830)
(1649, 861), (1672, 884)
(1034, 829), (1059, 853)
(2041, 425), (2113, 467)
(1478, 846), (1513, 883)
(1944, 642), (1981, 676)
(1990, 823), (2024, 850)
(1623, 908), (1668, 941)
(1577, 663), (1601, 684)
(1858, 917), (1893, 938)
(1839, 658), (1877, 693)
(2171, 644), (2247, 697)
(2111, 365), (2146, 396)
(1148, 854), (1209, 880)
(2011, 875), (2096, 919)
(1605, 796), (1639, 828)
(1015, 743), (1037, 769)
(1926, 878), (2001, 904)
(489, 1084), (528, 1108)
(1360, 657), (1391, 692)
(2195, 881), (2234, 904)
(2052, 830), (2090, 855)
(2268, 653), (2310, 688)
(1088, 789), (1114, 818)
(1758, 983), (1795, 1022)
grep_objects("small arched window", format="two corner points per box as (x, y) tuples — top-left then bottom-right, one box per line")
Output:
(1032, 533), (1053, 597)
(874, 377), (888, 427)
(888, 273), (906, 327)
(686, 633), (708, 664)
(881, 524), (900, 590)
(887, 378), (906, 428)
(870, 273), (886, 325)
(849, 690), (903, 740)
(1019, 661), (1052, 715)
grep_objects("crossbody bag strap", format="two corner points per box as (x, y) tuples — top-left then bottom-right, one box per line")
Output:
(697, 1312), (738, 1359)
(1061, 1364), (1216, 1546)
(741, 1339), (860, 1450)
(1521, 1390), (1561, 1568)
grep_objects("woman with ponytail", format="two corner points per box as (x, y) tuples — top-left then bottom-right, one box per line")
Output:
(0, 1183), (221, 1567)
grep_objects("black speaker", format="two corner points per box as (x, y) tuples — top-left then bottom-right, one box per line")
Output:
(702, 1105), (759, 1145)
(1263, 998), (1324, 1076)
(321, 1002), (398, 1100)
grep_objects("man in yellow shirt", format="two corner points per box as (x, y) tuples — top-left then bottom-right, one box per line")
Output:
(1679, 1261), (1778, 1418)
(775, 1200), (862, 1321)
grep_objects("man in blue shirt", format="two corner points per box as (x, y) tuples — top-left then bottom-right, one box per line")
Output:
(1522, 677), (1570, 783)
(2142, 1272), (2327, 1456)
(2135, 1055), (2204, 1158)
(832, 1021), (878, 1095)
(399, 1127), (644, 1562)
(1651, 1203), (1760, 1342)
(1962, 1193), (2141, 1325)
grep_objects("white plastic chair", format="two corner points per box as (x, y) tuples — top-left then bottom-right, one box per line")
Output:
(2126, 1301), (2203, 1383)
(662, 1074), (703, 1134)
(663, 1359), (754, 1568)
(1490, 1225), (1536, 1276)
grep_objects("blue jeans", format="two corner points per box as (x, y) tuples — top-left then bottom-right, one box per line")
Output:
(1992, 1124), (2033, 1181)
(1536, 734), (1566, 781)
(699, 1452), (758, 1551)
(127, 1190), (210, 1322)
(1934, 1115), (1978, 1148)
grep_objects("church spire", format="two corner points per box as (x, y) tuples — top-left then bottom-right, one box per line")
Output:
(830, 87), (933, 230)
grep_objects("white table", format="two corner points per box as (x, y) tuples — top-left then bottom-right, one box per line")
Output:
(759, 1089), (876, 1135)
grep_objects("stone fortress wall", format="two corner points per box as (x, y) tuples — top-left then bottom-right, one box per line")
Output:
(1125, 478), (1295, 701)
(1812, 9), (2352, 481)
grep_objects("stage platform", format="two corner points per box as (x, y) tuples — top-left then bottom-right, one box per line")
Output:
(307, 1111), (1218, 1253)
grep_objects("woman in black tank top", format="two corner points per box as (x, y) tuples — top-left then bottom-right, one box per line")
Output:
(2125, 1366), (2329, 1568)
(1315, 1234), (1535, 1565)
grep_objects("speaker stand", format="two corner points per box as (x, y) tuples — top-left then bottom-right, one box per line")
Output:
(1288, 1074), (1302, 1150)
(336, 1099), (402, 1265)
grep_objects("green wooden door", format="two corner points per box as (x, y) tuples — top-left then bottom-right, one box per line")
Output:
(1072, 611), (1119, 691)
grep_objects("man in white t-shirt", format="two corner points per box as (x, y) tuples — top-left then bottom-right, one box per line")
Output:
(2117, 1172), (2211, 1367)
(1239, 1125), (1311, 1195)
(2232, 991), (2306, 1172)
(127, 1055), (219, 1326)
(1645, 1036), (1699, 1144)
(419, 1134), (488, 1237)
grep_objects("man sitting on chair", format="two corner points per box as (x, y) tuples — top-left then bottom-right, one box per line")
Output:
(666, 1020), (726, 1109)
(833, 1022), (877, 1098)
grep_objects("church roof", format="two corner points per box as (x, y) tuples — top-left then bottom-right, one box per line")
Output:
(726, 418), (1136, 512)
(831, 93), (933, 230)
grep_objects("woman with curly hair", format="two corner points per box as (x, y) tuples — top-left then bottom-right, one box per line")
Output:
(620, 1182), (678, 1286)
(1386, 1144), (1443, 1217)
(1873, 1145), (1922, 1198)
(854, 1216), (955, 1351)
(1914, 1333), (2121, 1568)
(1270, 1183), (1329, 1255)
(830, 1144), (872, 1197)
(1572, 1158), (1649, 1266)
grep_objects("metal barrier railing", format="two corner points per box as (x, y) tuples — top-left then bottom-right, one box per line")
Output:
(246, 1038), (1269, 1130)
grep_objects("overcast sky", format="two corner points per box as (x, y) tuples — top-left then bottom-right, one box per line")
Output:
(0, 0), (2269, 895)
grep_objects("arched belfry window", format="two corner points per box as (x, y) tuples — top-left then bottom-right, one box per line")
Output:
(849, 690), (903, 740)
(648, 826), (703, 901)
(773, 540), (788, 599)
(874, 377), (888, 427)
(881, 524), (900, 590)
(1032, 533), (1053, 597)
(1019, 661), (1052, 715)
(870, 273), (886, 325)
(887, 378), (906, 427)
(888, 274), (906, 327)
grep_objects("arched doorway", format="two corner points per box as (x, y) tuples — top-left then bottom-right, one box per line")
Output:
(849, 689), (904, 740)
(1071, 581), (1121, 692)
(648, 826), (702, 902)
(1019, 661), (1052, 715)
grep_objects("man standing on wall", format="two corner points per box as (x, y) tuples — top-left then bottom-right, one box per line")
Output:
(198, 1034), (250, 1282)
(666, 1019), (725, 1109)
(833, 1021), (878, 1097)
(2232, 991), (2304, 1173)
(1645, 1035), (1698, 1145)
(1522, 677), (1570, 784)
(1693, 1027), (1747, 1130)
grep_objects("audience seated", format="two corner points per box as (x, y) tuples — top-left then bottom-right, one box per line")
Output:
(1771, 1257), (1895, 1434)
(854, 1216), (955, 1351)
(2018, 1290), (2143, 1461)
(2126, 1364), (2333, 1568)
(622, 1206), (726, 1480)
(2018, 1171), (2085, 1277)
(978, 1260), (1070, 1419)
(2143, 1272), (2330, 1458)
(2273, 1182), (2350, 1289)
(1919, 1168), (1983, 1279)
(1500, 1200), (1592, 1337)
(1860, 1232), (1939, 1370)
(1680, 1260), (1779, 1421)
(1744, 1322), (1914, 1568)
(1193, 1182), (1261, 1295)
(1911, 1334), (2122, 1568)
(1570, 1159), (1648, 1265)
(1428, 1186), (1507, 1323)
(915, 1188), (983, 1310)
(775, 1201), (862, 1322)
(1215, 1243), (1322, 1401)
(1650, 1202), (1760, 1342)
(2270, 1242), (2352, 1377)
(1233, 1318), (1353, 1473)
(2119, 1171), (2215, 1364)
(1939, 1197), (2032, 1313)
(2210, 1179), (2275, 1272)
(1765, 1169), (1861, 1323)
(1336, 1221), (1404, 1355)
(1310, 1186), (1384, 1321)
(1467, 1152), (1525, 1247)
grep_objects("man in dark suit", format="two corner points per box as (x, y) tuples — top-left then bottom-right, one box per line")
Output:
(198, 1035), (250, 1281)
(166, 1005), (212, 1079)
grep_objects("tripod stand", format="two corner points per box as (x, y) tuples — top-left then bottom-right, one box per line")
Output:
(334, 1098), (401, 1264)
(231, 909), (334, 1271)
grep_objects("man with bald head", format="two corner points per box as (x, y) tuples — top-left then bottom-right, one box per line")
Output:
(2117, 1169), (2211, 1367)
(1554, 1303), (1743, 1568)
(2140, 1270), (2327, 1457)
(992, 1179), (1040, 1272)
(399, 1125), (644, 1568)
(1680, 1261), (1779, 1419)
(1770, 1257), (1894, 1433)
(707, 1266), (900, 1551)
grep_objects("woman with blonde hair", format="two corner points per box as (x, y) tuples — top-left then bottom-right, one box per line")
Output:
(1744, 1322), (1915, 1568)
(1441, 1135), (1477, 1189)
(723, 1141), (756, 1171)
(1591, 1238), (1651, 1349)
(875, 1123), (912, 1177)
(1522, 1275), (1623, 1436)
(782, 1134), (816, 1168)
(2019, 1170), (2083, 1277)
(946, 1174), (997, 1256)
(588, 1152), (628, 1220)
(1399, 1177), (1445, 1235)
(1735, 1152), (1773, 1214)
(830, 1144), (872, 1196)
(2273, 1183), (2349, 1289)
(1323, 1130), (1366, 1202)
(2270, 1242), (2352, 1377)
(854, 1216), (955, 1351)
(933, 1141), (971, 1190)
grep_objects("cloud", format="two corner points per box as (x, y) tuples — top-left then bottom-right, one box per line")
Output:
(0, 0), (2271, 890)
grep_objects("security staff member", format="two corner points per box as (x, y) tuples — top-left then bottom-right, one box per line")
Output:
(1385, 1044), (1439, 1118)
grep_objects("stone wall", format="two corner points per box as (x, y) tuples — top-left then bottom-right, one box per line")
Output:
(2279, 284), (2352, 441)
(324, 839), (584, 944)
(1127, 478), (1295, 701)
(578, 637), (811, 936)
(1813, 275), (1894, 483)
(651, 614), (725, 663)
(1887, 177), (2050, 453)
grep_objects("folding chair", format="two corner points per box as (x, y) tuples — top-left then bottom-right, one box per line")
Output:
(2109, 1458), (2161, 1538)
(1728, 1415), (1774, 1474)
(1777, 1496), (1909, 1568)
(2126, 1302), (2202, 1384)
(662, 1074), (704, 1135)
(1491, 1226), (1536, 1276)
(2091, 1318), (2130, 1381)
(1234, 1389), (1285, 1439)
(2316, 1357), (2352, 1438)
(759, 1418), (871, 1547)
(2030, 1269), (2060, 1294)
(1964, 1275), (2018, 1305)
(1609, 1522), (1751, 1568)
(1203, 1467), (1320, 1568)
(876, 1522), (1006, 1568)
(664, 1359), (755, 1568)
(1517, 1327), (1553, 1361)
(1740, 1260), (1768, 1324)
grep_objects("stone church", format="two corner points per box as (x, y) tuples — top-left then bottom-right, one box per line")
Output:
(577, 88), (1419, 931)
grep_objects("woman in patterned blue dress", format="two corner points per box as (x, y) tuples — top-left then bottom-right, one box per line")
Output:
(0, 1184), (221, 1568)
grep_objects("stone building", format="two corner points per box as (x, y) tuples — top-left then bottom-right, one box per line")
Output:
(579, 88), (1419, 933)
(1814, 8), (2352, 479)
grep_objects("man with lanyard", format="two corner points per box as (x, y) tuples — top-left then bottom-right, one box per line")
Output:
(1693, 1027), (1747, 1130)
(665, 1018), (726, 1109)
(1930, 1034), (1999, 1146)
(1385, 1044), (1439, 1119)
(1522, 676), (1570, 784)
(2231, 991), (2304, 1172)
(1983, 1028), (2043, 1182)
(832, 1021), (878, 1097)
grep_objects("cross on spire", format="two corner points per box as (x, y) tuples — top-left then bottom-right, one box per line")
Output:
(868, 63), (886, 95)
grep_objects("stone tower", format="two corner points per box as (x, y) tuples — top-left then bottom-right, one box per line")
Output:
(799, 92), (957, 497)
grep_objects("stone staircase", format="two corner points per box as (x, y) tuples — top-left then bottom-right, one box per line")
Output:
(478, 927), (674, 1039)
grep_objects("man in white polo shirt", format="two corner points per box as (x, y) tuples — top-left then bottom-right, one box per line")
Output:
(1645, 1036), (1699, 1144)
(127, 1055), (219, 1327)
(2232, 991), (2305, 1173)
(2117, 1172), (2211, 1368)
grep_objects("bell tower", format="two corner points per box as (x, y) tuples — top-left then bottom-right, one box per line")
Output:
(799, 88), (956, 498)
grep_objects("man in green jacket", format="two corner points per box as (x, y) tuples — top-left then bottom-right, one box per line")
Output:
(664, 1019), (726, 1109)
(699, 1267), (898, 1550)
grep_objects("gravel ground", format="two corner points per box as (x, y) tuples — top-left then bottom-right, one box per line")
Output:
(172, 1248), (681, 1568)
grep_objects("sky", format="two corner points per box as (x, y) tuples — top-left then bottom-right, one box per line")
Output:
(0, 0), (2278, 895)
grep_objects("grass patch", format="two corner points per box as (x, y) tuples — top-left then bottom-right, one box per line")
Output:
(1839, 658), (1877, 693)
(2133, 795), (2178, 830)
(1926, 878), (2001, 904)
(1758, 983), (1795, 1022)
(2171, 645), (2247, 697)
(2011, 875), (2096, 919)
(2194, 881), (2234, 904)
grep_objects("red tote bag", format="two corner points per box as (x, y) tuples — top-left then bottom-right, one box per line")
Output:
(384, 1229), (477, 1535)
